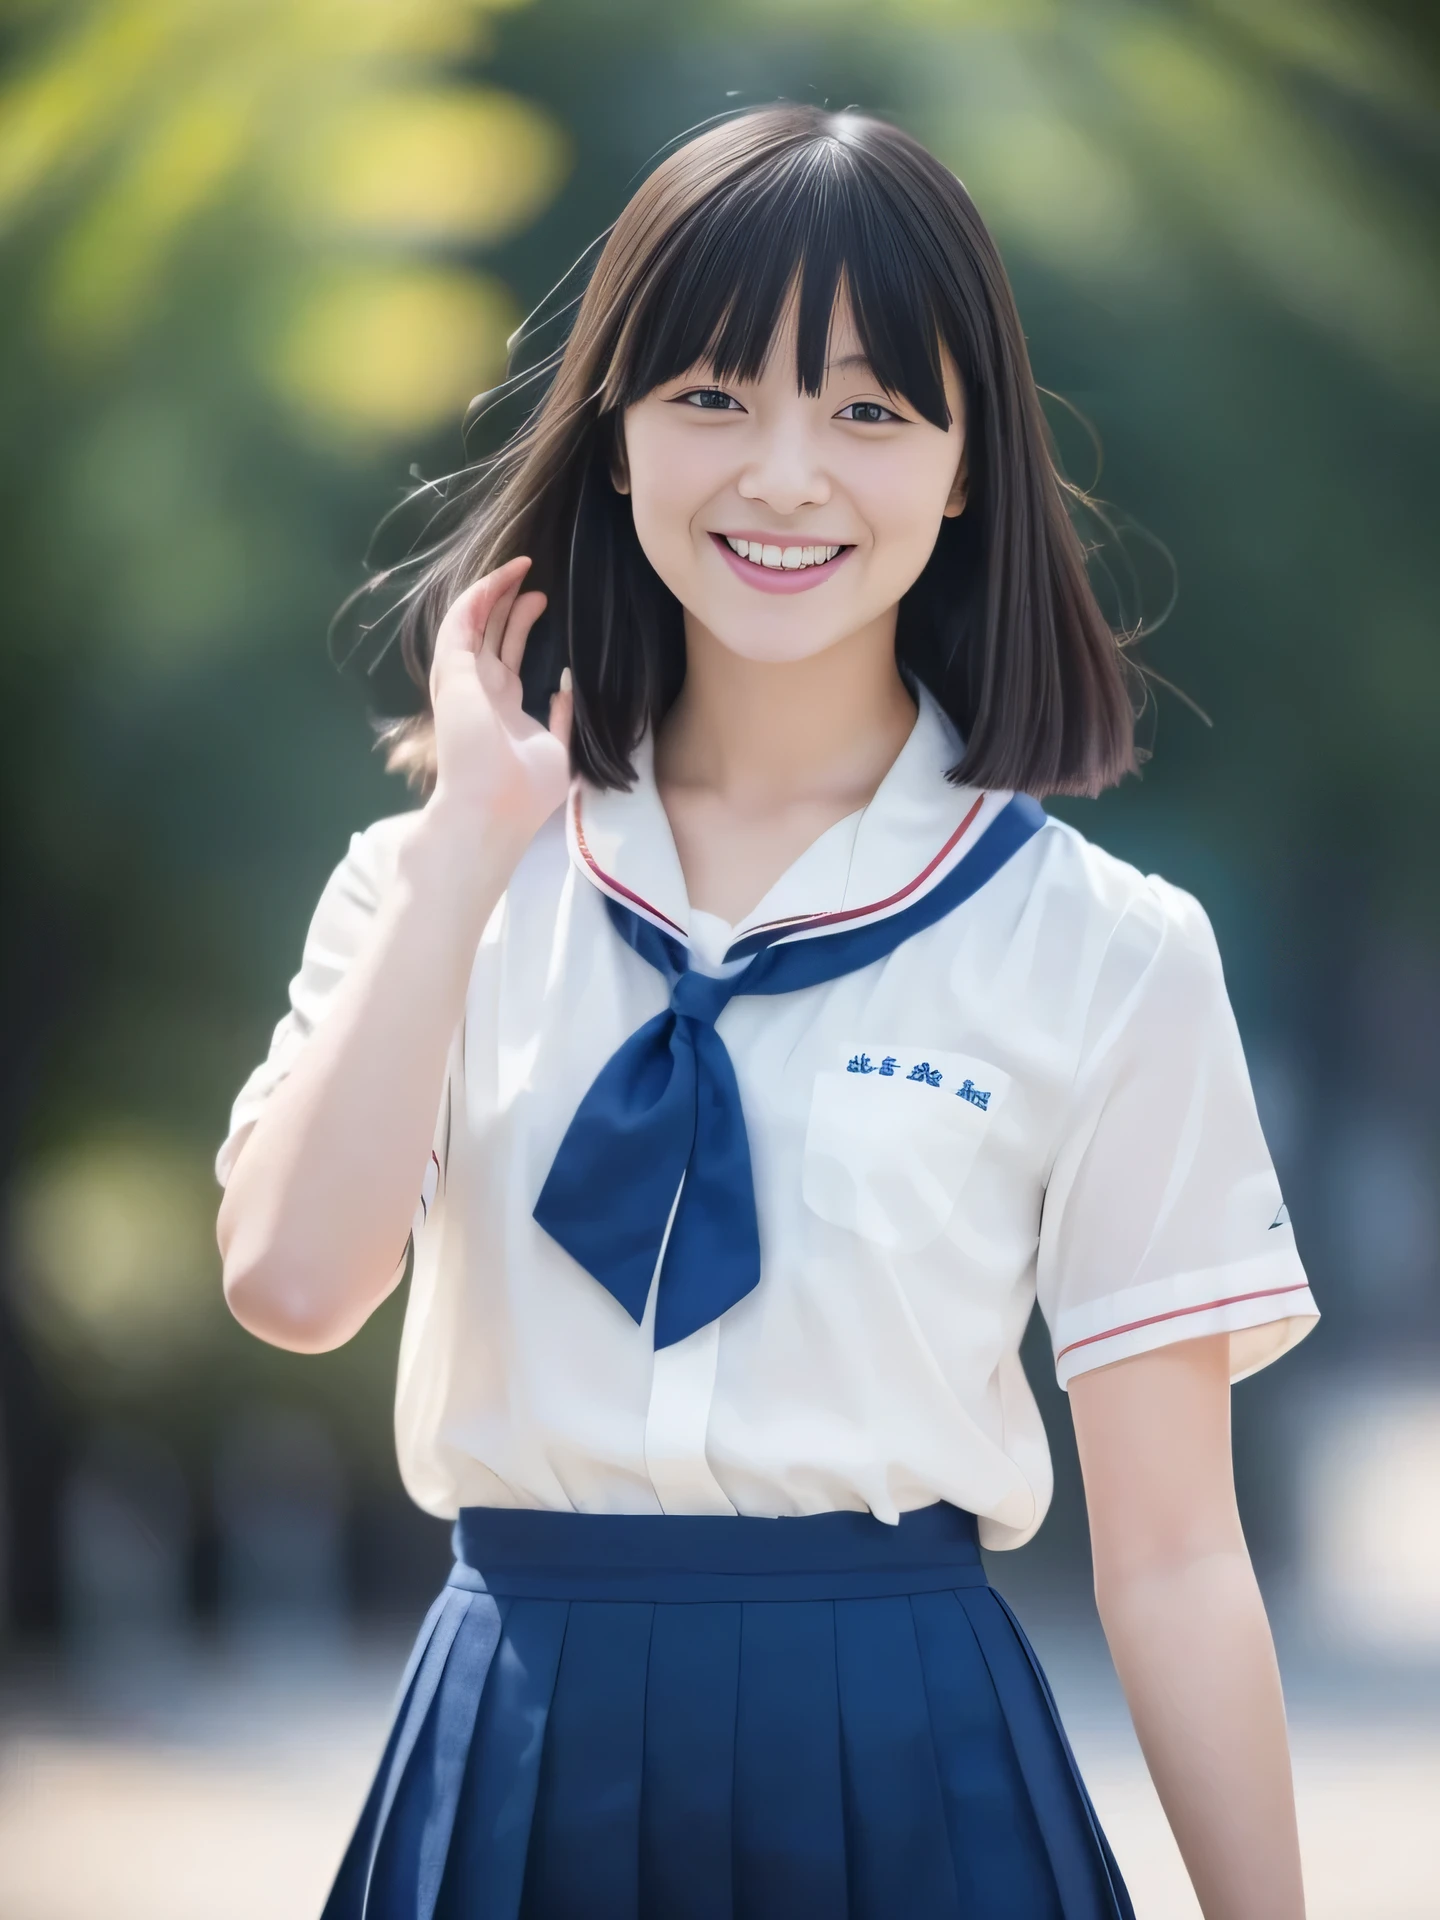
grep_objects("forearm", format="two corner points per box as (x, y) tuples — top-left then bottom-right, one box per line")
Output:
(1096, 1545), (1304, 1920)
(218, 804), (522, 1350)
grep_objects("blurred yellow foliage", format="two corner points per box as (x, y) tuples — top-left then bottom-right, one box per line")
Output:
(0, 3), (172, 222)
(944, 109), (1142, 275)
(1103, 20), (1439, 377)
(760, 0), (1440, 388)
(0, 0), (564, 436)
(286, 86), (568, 246)
(14, 1134), (226, 1374)
(765, 0), (1059, 26)
(46, 83), (254, 345)
(1202, 0), (1434, 113)
(273, 263), (518, 436)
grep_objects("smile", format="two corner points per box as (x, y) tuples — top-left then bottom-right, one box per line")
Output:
(724, 536), (844, 570)
(711, 532), (854, 595)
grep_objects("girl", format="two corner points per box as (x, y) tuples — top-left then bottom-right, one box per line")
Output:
(216, 107), (1318, 1920)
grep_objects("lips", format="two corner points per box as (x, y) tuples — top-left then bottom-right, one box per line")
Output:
(710, 532), (854, 595)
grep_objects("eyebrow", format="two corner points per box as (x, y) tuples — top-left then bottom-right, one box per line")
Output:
(825, 354), (873, 374)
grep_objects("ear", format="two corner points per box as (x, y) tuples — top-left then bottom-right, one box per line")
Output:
(942, 447), (968, 519)
(610, 420), (631, 497)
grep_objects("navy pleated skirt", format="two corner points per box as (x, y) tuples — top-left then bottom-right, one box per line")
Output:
(322, 1504), (1133, 1920)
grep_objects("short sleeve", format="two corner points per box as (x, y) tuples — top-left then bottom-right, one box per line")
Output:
(214, 819), (441, 1250)
(1036, 877), (1318, 1390)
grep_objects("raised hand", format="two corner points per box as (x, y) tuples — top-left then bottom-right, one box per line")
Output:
(219, 559), (575, 1356)
(427, 556), (573, 845)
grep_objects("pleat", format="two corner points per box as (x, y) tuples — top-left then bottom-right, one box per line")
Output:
(321, 1588), (475, 1920)
(367, 1591), (506, 1919)
(328, 1517), (1133, 1920)
(833, 1597), (962, 1919)
(639, 1601), (741, 1920)
(733, 1600), (849, 1919)
(434, 1598), (571, 1920)
(520, 1601), (655, 1920)
(971, 1590), (1135, 1920)
(909, 1589), (1063, 1919)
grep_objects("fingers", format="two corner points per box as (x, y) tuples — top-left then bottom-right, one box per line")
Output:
(498, 590), (548, 676)
(430, 557), (531, 674)
(548, 665), (574, 753)
(481, 572), (526, 659)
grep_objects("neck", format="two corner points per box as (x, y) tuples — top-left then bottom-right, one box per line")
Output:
(656, 608), (917, 811)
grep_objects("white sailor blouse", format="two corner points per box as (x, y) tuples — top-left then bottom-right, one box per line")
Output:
(217, 688), (1318, 1549)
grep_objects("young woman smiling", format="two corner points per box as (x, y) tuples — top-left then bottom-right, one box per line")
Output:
(633, 301), (967, 933)
(217, 107), (1316, 1920)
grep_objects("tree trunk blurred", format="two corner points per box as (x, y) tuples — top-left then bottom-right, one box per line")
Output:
(0, 873), (75, 1635)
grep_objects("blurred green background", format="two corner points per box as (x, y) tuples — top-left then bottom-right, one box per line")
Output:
(1, 0), (1436, 1653)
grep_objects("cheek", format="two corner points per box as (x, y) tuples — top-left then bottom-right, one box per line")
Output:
(856, 443), (960, 548)
(625, 421), (720, 548)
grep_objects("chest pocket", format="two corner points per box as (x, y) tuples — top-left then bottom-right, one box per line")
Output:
(801, 1049), (1009, 1252)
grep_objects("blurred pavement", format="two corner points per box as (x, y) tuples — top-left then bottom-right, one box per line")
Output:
(1, 1615), (1436, 1919)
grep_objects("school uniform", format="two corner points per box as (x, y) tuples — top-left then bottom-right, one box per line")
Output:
(219, 686), (1317, 1919)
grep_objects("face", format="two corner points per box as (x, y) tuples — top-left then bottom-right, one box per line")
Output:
(617, 302), (967, 666)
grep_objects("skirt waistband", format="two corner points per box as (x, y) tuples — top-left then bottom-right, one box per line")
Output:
(448, 1502), (987, 1602)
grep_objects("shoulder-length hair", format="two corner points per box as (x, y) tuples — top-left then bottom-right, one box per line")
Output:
(373, 105), (1138, 796)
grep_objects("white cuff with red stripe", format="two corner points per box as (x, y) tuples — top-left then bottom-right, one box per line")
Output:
(1052, 1248), (1319, 1391)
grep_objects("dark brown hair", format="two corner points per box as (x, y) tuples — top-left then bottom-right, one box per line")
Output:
(371, 106), (1138, 796)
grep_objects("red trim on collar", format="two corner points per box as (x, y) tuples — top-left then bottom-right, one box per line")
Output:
(573, 787), (989, 947)
(739, 793), (988, 943)
(571, 790), (686, 936)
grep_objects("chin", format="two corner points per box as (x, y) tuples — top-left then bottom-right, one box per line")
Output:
(700, 619), (851, 667)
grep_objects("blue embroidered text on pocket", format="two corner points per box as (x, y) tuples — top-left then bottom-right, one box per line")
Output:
(906, 1061), (943, 1086)
(845, 1049), (964, 1088)
(804, 1049), (1012, 1250)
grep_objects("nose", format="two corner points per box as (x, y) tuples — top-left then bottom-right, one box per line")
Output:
(736, 417), (831, 516)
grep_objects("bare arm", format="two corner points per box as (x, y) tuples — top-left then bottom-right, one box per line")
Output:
(1070, 1334), (1305, 1920)
(217, 558), (572, 1352)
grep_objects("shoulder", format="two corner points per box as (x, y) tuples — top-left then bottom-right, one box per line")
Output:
(345, 810), (424, 882)
(1025, 816), (1229, 1045)
(306, 810), (423, 934)
(330, 806), (570, 910)
(1029, 814), (1214, 945)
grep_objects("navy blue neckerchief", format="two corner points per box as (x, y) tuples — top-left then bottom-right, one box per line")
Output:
(533, 793), (1046, 1348)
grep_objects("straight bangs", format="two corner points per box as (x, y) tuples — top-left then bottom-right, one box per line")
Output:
(373, 106), (1138, 801)
(603, 138), (952, 432)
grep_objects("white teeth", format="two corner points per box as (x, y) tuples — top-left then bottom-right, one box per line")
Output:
(723, 536), (844, 570)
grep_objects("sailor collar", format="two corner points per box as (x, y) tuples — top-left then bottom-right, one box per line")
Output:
(565, 685), (1015, 962)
